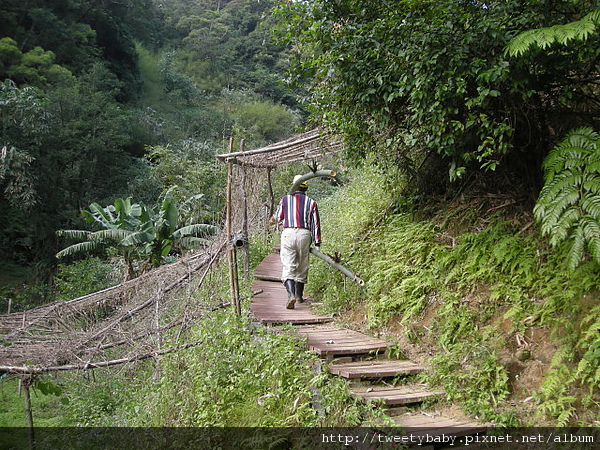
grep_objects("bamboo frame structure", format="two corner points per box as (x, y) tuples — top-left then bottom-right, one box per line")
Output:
(217, 128), (344, 317)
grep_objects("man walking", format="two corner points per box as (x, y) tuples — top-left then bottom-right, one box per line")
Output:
(271, 175), (321, 309)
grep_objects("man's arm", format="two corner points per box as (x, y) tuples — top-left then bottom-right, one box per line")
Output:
(270, 196), (286, 226)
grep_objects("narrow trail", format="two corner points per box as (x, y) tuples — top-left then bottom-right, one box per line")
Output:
(251, 249), (490, 446)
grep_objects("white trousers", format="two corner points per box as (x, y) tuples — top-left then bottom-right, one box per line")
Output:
(280, 227), (312, 283)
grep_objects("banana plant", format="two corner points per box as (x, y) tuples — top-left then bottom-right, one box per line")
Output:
(57, 191), (218, 281)
(122, 190), (217, 272)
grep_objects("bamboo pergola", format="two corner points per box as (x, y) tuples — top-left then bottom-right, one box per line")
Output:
(216, 128), (343, 168)
(216, 128), (344, 313)
(0, 237), (228, 375)
(0, 128), (343, 374)
(0, 127), (344, 439)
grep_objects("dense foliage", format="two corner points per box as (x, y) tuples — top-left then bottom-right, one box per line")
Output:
(309, 164), (600, 425)
(0, 0), (300, 305)
(274, 0), (599, 183)
(1, 0), (600, 431)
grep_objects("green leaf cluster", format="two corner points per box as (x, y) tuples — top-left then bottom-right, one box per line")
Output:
(56, 192), (218, 281)
(506, 9), (600, 57)
(534, 127), (600, 270)
(115, 306), (372, 427)
(309, 166), (600, 424)
(274, 0), (599, 185)
(273, 0), (530, 172)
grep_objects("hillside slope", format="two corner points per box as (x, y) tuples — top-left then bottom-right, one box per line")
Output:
(307, 162), (600, 427)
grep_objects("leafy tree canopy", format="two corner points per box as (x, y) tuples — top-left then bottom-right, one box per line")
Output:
(273, 0), (599, 182)
(0, 0), (158, 98)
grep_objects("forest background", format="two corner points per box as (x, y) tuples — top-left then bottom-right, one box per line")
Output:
(1, 0), (600, 429)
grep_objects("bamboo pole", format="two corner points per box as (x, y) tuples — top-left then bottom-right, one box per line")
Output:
(310, 247), (365, 286)
(1, 341), (203, 374)
(239, 139), (249, 279)
(266, 167), (274, 219)
(22, 375), (35, 448)
(288, 169), (337, 194)
(216, 130), (321, 160)
(225, 138), (240, 316)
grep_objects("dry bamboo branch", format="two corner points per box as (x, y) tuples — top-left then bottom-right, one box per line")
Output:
(0, 341), (203, 374)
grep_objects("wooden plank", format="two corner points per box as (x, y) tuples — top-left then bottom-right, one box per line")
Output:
(391, 413), (492, 439)
(250, 280), (331, 324)
(295, 325), (388, 356)
(328, 360), (424, 379)
(351, 384), (444, 406)
(253, 253), (282, 281)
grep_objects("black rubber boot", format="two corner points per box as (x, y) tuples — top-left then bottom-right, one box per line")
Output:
(284, 279), (296, 309)
(295, 282), (305, 304)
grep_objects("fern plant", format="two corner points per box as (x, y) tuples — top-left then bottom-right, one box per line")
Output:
(506, 9), (600, 57)
(533, 127), (600, 270)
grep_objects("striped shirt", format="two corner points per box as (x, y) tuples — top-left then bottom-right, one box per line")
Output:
(274, 191), (321, 245)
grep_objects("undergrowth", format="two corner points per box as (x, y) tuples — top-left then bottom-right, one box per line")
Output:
(309, 164), (600, 426)
(115, 308), (379, 426)
(1, 236), (385, 430)
(115, 245), (385, 426)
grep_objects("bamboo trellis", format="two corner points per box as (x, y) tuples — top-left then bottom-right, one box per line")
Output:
(0, 237), (227, 374)
(0, 128), (343, 374)
(216, 128), (344, 314)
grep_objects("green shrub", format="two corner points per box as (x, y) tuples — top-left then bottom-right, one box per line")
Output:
(54, 257), (119, 300)
(534, 127), (600, 270)
(118, 309), (375, 426)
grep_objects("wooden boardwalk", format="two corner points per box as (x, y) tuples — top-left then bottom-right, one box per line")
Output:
(252, 252), (282, 282)
(251, 251), (490, 443)
(251, 280), (331, 324)
(252, 253), (332, 324)
(296, 324), (388, 357)
(329, 359), (424, 378)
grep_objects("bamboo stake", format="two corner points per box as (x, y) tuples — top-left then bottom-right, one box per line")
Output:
(267, 167), (274, 219)
(239, 139), (250, 279)
(22, 375), (35, 448)
(309, 247), (365, 286)
(225, 138), (240, 315)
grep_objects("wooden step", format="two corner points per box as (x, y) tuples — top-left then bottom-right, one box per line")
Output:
(391, 412), (492, 441)
(329, 359), (423, 379)
(295, 325), (388, 357)
(351, 384), (444, 406)
(251, 280), (331, 324)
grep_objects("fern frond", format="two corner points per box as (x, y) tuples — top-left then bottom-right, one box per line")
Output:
(567, 226), (586, 270)
(581, 217), (600, 260)
(588, 10), (600, 24)
(505, 29), (540, 57)
(580, 194), (600, 216)
(536, 127), (600, 268)
(506, 10), (600, 57)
